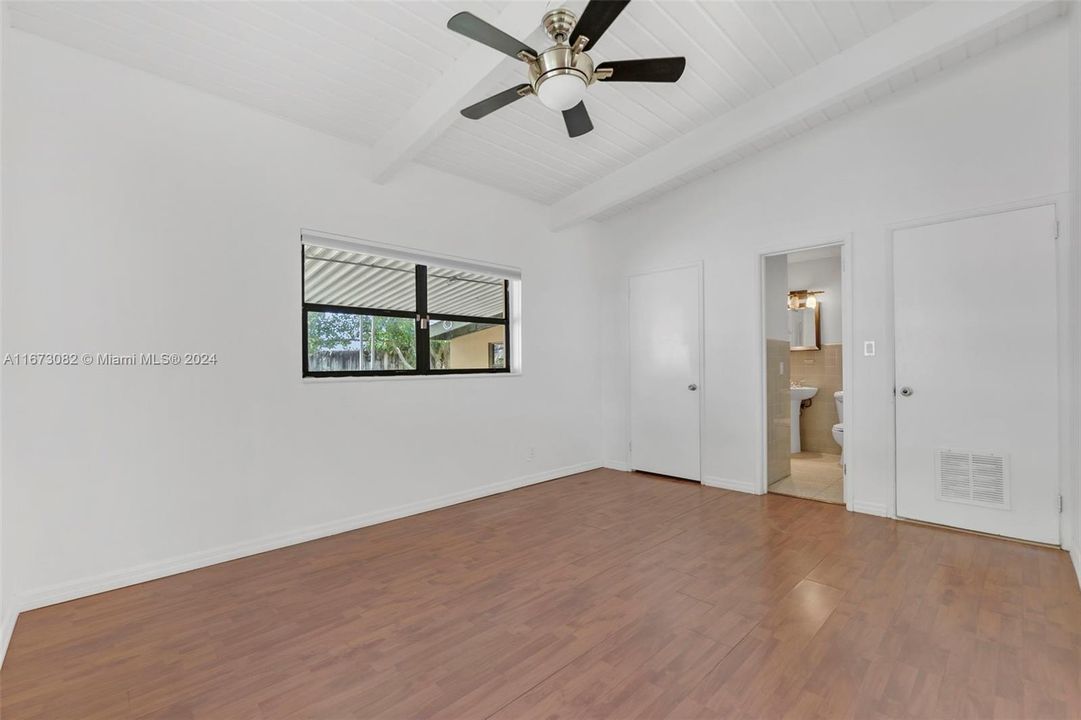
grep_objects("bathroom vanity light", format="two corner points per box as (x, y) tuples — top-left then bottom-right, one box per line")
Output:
(789, 290), (823, 351)
(787, 290), (822, 310)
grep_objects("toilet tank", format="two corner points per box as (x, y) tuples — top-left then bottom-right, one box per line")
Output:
(834, 391), (844, 423)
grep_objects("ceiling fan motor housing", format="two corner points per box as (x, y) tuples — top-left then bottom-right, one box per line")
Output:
(529, 45), (595, 94)
(532, 8), (595, 103)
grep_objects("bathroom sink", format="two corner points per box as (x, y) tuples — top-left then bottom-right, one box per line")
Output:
(789, 386), (818, 453)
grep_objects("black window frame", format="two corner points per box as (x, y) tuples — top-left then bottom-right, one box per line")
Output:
(302, 247), (512, 378)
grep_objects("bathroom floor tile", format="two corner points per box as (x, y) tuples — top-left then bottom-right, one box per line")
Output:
(769, 452), (843, 505)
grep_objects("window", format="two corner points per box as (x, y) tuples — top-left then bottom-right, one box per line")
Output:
(302, 239), (513, 377)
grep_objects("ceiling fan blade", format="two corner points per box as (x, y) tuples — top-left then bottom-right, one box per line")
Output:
(447, 12), (537, 61)
(570, 0), (630, 52)
(461, 84), (531, 120)
(596, 57), (687, 83)
(562, 101), (594, 138)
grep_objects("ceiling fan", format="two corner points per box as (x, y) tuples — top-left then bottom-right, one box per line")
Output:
(448, 0), (686, 138)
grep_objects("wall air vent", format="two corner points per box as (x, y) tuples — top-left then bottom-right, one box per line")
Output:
(934, 449), (1009, 510)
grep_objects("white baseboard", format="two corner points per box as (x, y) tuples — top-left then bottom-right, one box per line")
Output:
(15, 461), (602, 615)
(852, 501), (890, 517)
(703, 476), (761, 494)
(0, 606), (17, 670)
(604, 460), (630, 472)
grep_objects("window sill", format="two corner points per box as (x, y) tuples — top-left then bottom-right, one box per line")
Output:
(301, 371), (522, 384)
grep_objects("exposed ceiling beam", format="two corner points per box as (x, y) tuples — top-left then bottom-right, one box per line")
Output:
(549, 0), (1041, 230)
(370, 1), (549, 184)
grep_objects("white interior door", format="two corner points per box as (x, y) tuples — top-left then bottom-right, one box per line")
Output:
(629, 265), (702, 481)
(894, 204), (1059, 544)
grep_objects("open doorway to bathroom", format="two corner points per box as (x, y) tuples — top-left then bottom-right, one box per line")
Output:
(761, 244), (846, 505)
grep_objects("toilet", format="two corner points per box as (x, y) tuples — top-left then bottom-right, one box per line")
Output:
(831, 391), (844, 463)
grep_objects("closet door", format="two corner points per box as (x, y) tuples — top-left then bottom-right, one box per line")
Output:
(894, 205), (1059, 543)
(629, 265), (702, 481)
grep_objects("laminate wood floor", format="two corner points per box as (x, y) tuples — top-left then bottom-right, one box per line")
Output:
(2, 469), (1079, 719)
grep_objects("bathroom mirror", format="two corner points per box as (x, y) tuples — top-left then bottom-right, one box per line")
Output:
(788, 291), (821, 351)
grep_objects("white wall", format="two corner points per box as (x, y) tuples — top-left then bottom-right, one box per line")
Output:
(598, 20), (1071, 518)
(787, 255), (842, 345)
(1070, 7), (1081, 587)
(1, 30), (604, 610)
(0, 2), (9, 664)
(762, 255), (788, 342)
(3, 7), (1079, 626)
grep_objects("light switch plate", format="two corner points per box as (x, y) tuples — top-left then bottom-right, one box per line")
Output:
(863, 340), (876, 357)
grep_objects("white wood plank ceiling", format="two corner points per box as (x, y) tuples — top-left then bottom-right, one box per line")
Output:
(420, 0), (935, 204)
(589, 1), (1068, 221)
(7, 0), (507, 145)
(7, 1), (1068, 221)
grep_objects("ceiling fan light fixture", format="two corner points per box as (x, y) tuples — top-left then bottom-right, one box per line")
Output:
(535, 71), (588, 111)
(448, 2), (686, 138)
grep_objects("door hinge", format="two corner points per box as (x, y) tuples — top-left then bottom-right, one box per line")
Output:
(1059, 495), (1063, 513)
(1054, 220), (1060, 240)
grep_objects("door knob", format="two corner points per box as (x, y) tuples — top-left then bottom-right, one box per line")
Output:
(899, 386), (913, 397)
(688, 384), (698, 391)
